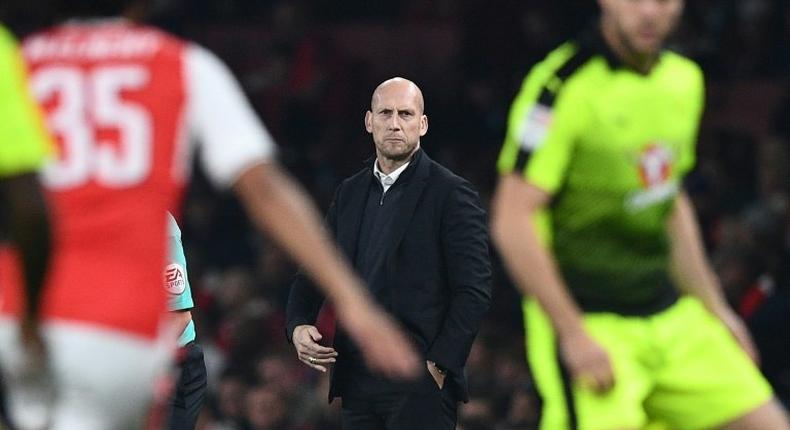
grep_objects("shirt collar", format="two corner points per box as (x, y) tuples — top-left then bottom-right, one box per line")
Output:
(373, 159), (411, 188)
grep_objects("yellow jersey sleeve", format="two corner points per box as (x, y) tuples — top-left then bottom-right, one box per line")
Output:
(497, 43), (590, 194)
(0, 24), (53, 178)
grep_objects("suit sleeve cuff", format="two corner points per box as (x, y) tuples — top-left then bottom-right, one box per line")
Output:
(286, 317), (313, 344)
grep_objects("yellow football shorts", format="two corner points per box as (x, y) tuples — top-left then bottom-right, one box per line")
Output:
(525, 295), (773, 430)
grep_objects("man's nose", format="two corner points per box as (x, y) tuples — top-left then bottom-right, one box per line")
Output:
(388, 114), (401, 130)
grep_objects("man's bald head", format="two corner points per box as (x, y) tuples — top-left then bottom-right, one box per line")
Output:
(370, 77), (425, 114)
(364, 77), (428, 166)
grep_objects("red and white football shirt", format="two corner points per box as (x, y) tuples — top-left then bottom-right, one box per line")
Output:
(0, 19), (274, 339)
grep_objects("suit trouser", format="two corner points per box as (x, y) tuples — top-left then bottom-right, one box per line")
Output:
(167, 342), (207, 430)
(340, 366), (458, 430)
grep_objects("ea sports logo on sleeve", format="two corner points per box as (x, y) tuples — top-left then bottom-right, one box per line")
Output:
(164, 263), (186, 295)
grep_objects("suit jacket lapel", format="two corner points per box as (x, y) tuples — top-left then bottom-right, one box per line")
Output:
(336, 167), (372, 262)
(385, 150), (430, 268)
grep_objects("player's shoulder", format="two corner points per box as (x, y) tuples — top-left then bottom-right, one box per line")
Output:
(516, 38), (602, 104)
(526, 41), (593, 84)
(182, 39), (226, 69)
(535, 27), (628, 76)
(143, 25), (186, 46)
(660, 50), (704, 83)
(177, 38), (241, 90)
(127, 24), (192, 60)
(0, 23), (16, 49)
(0, 24), (21, 68)
(534, 42), (581, 75)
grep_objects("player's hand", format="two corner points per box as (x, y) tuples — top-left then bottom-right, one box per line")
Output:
(339, 303), (420, 379)
(558, 327), (614, 394)
(293, 325), (338, 373)
(12, 317), (56, 428)
(19, 316), (47, 366)
(717, 308), (760, 365)
(19, 316), (52, 388)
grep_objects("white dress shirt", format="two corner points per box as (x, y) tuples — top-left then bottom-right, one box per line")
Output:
(373, 159), (410, 193)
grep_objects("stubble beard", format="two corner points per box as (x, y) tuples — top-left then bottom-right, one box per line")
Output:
(379, 141), (417, 162)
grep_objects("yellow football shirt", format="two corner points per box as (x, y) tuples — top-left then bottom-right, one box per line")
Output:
(0, 24), (52, 177)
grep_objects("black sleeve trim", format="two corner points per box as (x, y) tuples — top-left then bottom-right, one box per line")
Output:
(536, 46), (594, 108)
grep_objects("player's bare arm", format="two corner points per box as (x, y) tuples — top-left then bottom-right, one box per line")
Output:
(491, 175), (614, 393)
(0, 173), (51, 352)
(168, 310), (192, 339)
(667, 191), (759, 363)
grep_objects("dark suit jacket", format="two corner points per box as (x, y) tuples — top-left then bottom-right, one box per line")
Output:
(286, 149), (492, 402)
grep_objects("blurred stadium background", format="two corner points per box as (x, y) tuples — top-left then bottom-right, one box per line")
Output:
(2, 1), (789, 429)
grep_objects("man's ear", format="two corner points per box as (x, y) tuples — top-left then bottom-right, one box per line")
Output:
(365, 111), (373, 133)
(419, 114), (428, 137)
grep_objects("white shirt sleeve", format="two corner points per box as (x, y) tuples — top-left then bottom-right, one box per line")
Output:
(186, 44), (276, 188)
